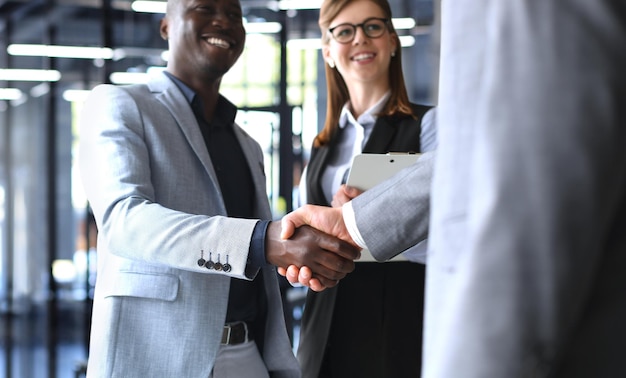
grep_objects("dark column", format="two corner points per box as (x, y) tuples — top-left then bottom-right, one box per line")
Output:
(43, 0), (59, 375)
(278, 10), (294, 213)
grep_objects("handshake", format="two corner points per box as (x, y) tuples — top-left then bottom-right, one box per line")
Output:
(265, 186), (363, 292)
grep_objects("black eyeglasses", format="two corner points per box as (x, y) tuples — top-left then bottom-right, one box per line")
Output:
(327, 17), (390, 44)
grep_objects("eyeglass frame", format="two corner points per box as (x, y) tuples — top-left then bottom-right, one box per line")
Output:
(326, 17), (392, 44)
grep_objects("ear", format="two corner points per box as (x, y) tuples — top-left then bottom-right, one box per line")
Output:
(322, 45), (331, 61)
(322, 45), (335, 67)
(159, 18), (169, 41)
(389, 32), (399, 55)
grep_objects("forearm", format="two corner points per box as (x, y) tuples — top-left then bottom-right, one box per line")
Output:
(350, 151), (434, 260)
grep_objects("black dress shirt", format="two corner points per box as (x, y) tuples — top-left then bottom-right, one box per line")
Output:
(164, 72), (266, 327)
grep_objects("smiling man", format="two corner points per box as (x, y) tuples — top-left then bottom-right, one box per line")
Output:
(78, 0), (360, 377)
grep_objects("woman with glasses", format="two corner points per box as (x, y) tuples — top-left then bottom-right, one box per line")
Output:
(294, 0), (437, 376)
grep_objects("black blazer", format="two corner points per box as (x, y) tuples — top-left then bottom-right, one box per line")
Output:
(305, 103), (431, 206)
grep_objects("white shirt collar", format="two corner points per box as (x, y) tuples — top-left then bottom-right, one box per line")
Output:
(338, 91), (391, 129)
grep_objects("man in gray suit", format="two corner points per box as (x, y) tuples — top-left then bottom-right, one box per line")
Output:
(282, 0), (626, 376)
(78, 0), (359, 377)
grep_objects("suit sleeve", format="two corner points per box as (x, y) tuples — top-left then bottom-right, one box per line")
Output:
(79, 84), (259, 280)
(349, 151), (435, 261)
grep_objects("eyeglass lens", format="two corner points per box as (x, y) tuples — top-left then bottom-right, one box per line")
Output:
(329, 18), (388, 43)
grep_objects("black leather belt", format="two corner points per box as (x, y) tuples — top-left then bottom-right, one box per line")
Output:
(221, 322), (250, 345)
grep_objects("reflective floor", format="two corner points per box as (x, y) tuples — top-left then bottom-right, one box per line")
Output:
(1, 286), (306, 378)
(0, 298), (90, 378)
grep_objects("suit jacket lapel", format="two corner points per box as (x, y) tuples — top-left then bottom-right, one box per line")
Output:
(148, 73), (221, 186)
(306, 128), (344, 206)
(363, 115), (396, 153)
(149, 73), (269, 218)
(233, 126), (272, 218)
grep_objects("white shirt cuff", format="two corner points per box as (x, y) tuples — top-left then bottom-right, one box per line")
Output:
(342, 201), (368, 249)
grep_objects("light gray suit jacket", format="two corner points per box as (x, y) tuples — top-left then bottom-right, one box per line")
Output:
(352, 0), (626, 376)
(79, 72), (299, 377)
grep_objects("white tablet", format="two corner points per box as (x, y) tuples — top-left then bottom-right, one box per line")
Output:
(345, 153), (420, 191)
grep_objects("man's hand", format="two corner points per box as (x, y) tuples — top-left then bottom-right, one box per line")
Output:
(266, 222), (359, 291)
(278, 204), (363, 290)
(280, 204), (356, 245)
(281, 265), (321, 290)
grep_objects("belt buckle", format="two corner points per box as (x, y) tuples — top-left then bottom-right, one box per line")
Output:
(222, 324), (233, 345)
(222, 322), (247, 345)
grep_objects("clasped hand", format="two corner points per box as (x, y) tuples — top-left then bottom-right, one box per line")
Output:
(277, 185), (364, 291)
(265, 221), (359, 290)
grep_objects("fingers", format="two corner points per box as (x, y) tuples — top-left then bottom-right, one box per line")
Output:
(282, 205), (356, 247)
(307, 278), (326, 292)
(304, 235), (356, 278)
(315, 231), (361, 261)
(285, 265), (335, 291)
(331, 185), (352, 208)
(268, 220), (359, 291)
(297, 266), (312, 282)
(285, 265), (301, 284)
(281, 265), (331, 291)
(330, 185), (363, 208)
(298, 266), (336, 291)
(280, 204), (329, 239)
(280, 205), (315, 239)
(267, 223), (355, 279)
(344, 185), (364, 198)
(303, 258), (351, 282)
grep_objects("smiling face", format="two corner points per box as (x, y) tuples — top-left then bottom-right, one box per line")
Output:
(160, 0), (246, 86)
(322, 0), (397, 92)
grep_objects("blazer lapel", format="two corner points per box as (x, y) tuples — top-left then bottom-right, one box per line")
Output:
(148, 73), (221, 185)
(363, 115), (397, 153)
(233, 127), (272, 218)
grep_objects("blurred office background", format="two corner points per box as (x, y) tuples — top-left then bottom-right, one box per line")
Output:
(0, 0), (437, 376)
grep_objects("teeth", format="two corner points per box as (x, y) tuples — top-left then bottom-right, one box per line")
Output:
(207, 37), (230, 49)
(353, 53), (375, 61)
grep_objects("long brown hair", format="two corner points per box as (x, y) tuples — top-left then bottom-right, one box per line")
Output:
(314, 0), (414, 147)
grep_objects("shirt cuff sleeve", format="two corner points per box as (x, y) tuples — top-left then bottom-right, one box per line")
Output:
(342, 201), (368, 250)
(247, 220), (269, 277)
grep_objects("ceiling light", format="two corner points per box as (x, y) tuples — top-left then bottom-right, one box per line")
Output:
(286, 38), (322, 50)
(278, 0), (322, 10)
(112, 47), (167, 61)
(0, 88), (23, 101)
(8, 44), (114, 59)
(110, 66), (166, 85)
(392, 18), (416, 30)
(109, 72), (150, 85)
(0, 69), (61, 82)
(132, 0), (320, 12)
(63, 89), (91, 103)
(131, 1), (167, 13)
(399, 36), (416, 47)
(244, 21), (282, 34)
(30, 83), (50, 98)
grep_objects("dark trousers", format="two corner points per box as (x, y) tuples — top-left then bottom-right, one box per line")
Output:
(316, 262), (426, 378)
